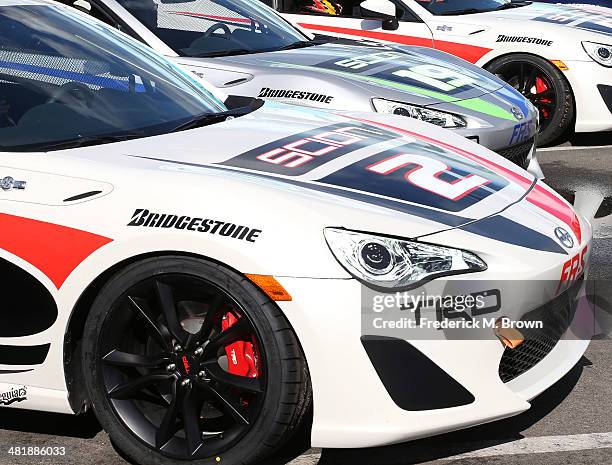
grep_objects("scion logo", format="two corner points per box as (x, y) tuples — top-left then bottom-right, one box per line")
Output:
(258, 88), (334, 104)
(0, 386), (27, 406)
(555, 227), (574, 249)
(221, 122), (397, 176)
(511, 107), (524, 121)
(127, 209), (262, 243)
(496, 35), (553, 46)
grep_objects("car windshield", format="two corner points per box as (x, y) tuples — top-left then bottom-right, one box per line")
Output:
(415, 0), (530, 16)
(0, 4), (228, 152)
(116, 0), (309, 57)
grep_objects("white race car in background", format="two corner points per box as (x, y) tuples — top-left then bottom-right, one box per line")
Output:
(0, 2), (595, 465)
(273, 0), (612, 145)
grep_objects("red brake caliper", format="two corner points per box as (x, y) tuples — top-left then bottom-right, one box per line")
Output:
(221, 312), (259, 379)
(535, 77), (551, 119)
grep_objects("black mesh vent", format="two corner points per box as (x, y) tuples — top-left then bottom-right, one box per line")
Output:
(495, 137), (534, 170)
(499, 281), (581, 383)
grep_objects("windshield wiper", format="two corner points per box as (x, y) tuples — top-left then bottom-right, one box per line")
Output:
(271, 41), (319, 51)
(169, 105), (256, 133)
(439, 8), (486, 15)
(190, 49), (256, 58)
(9, 132), (146, 152)
(494, 1), (530, 10)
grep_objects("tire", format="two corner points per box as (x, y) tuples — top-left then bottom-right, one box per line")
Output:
(485, 54), (575, 146)
(82, 256), (311, 465)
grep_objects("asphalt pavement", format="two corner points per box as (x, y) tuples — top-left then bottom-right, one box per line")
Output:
(0, 133), (610, 465)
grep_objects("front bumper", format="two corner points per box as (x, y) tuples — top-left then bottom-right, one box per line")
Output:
(276, 275), (592, 448)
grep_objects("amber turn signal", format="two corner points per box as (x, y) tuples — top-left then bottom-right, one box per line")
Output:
(551, 60), (569, 71)
(245, 274), (292, 301)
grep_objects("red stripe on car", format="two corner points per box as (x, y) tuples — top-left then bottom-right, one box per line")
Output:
(0, 213), (112, 288)
(297, 23), (492, 63)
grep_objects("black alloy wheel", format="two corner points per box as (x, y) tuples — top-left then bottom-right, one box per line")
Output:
(82, 257), (311, 465)
(486, 54), (575, 146)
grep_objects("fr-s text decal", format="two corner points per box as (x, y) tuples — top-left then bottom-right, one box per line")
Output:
(220, 122), (397, 176)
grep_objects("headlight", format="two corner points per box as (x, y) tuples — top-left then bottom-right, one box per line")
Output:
(324, 228), (487, 290)
(372, 98), (467, 128)
(582, 42), (612, 67)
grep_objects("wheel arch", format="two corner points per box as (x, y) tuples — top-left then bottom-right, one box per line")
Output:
(63, 250), (312, 418)
(482, 51), (577, 142)
(482, 51), (576, 100)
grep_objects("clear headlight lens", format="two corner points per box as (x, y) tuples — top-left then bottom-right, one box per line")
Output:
(372, 98), (467, 128)
(324, 228), (487, 290)
(582, 42), (612, 67)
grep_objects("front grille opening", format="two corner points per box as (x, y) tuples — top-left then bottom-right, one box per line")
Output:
(498, 281), (581, 383)
(496, 137), (534, 170)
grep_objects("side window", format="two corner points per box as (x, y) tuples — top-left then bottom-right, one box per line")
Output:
(276, 0), (356, 16)
(276, 0), (420, 22)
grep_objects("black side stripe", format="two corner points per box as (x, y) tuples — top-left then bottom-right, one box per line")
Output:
(0, 344), (50, 365)
(0, 369), (33, 374)
(461, 215), (567, 255)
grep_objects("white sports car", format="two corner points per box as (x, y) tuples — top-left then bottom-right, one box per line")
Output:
(0, 2), (594, 465)
(272, 0), (612, 145)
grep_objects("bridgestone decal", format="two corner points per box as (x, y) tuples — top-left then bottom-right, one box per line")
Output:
(127, 209), (262, 242)
(496, 35), (553, 46)
(258, 87), (333, 104)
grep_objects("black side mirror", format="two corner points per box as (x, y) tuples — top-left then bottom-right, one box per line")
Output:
(359, 0), (399, 31)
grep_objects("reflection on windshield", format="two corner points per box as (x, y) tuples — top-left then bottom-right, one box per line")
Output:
(116, 0), (308, 57)
(415, 0), (528, 15)
(0, 4), (228, 152)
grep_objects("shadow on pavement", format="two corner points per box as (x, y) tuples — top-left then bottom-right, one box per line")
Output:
(542, 131), (612, 148)
(567, 132), (612, 147)
(0, 409), (101, 439)
(315, 355), (590, 465)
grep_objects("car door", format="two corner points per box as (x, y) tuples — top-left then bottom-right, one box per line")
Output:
(274, 0), (434, 47)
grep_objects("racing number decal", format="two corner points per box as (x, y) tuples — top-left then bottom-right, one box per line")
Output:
(367, 154), (490, 201)
(391, 65), (476, 93)
(319, 142), (508, 212)
(333, 52), (402, 70)
(221, 120), (508, 212)
(321, 52), (495, 94)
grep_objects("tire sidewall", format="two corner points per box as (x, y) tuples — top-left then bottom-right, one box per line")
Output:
(82, 257), (292, 465)
(486, 54), (575, 146)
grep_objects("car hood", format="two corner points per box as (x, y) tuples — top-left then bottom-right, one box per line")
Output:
(80, 102), (537, 237)
(467, 2), (612, 37)
(179, 42), (515, 106)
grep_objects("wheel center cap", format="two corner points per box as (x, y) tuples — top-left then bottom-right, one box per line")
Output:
(181, 355), (192, 375)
